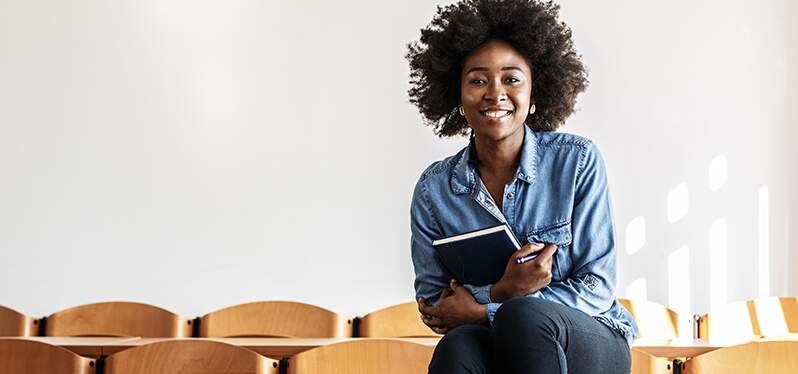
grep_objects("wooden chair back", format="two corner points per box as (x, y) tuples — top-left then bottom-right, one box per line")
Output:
(630, 348), (672, 374)
(286, 338), (433, 374)
(619, 298), (679, 340)
(358, 302), (440, 337)
(0, 305), (38, 336)
(697, 297), (798, 343)
(0, 338), (96, 374)
(104, 339), (278, 374)
(200, 301), (349, 338)
(683, 340), (798, 373)
(46, 301), (191, 337)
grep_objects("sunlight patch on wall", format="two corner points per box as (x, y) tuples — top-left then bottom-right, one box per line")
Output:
(625, 216), (646, 255)
(709, 155), (727, 191)
(667, 183), (689, 223)
(710, 219), (728, 312)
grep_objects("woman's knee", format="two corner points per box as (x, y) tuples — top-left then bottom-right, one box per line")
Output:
(493, 297), (561, 336)
(429, 325), (492, 374)
(435, 324), (491, 355)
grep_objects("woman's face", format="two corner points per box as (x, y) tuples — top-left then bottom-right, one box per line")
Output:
(460, 40), (533, 143)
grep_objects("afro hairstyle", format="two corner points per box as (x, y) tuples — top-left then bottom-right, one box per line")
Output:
(407, 0), (589, 136)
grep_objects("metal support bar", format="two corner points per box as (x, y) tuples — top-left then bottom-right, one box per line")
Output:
(191, 316), (201, 337)
(95, 355), (106, 374)
(278, 358), (288, 374)
(351, 316), (362, 338)
(37, 316), (47, 336)
(673, 359), (683, 374)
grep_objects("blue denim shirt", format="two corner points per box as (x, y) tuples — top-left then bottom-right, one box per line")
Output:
(410, 125), (638, 345)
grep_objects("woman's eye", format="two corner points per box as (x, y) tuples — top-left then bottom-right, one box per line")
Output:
(469, 79), (486, 85)
(505, 77), (520, 84)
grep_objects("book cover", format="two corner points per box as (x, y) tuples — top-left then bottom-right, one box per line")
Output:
(432, 224), (521, 287)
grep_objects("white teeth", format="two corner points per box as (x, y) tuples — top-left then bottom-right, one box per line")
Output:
(483, 110), (511, 118)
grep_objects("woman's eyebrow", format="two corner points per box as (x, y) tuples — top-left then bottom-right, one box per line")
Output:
(465, 66), (525, 74)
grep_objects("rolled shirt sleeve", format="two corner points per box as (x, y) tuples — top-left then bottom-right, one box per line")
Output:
(410, 171), (449, 308)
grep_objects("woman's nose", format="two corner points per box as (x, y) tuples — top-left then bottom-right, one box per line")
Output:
(484, 81), (507, 102)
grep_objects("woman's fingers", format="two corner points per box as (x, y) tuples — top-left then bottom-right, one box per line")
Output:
(440, 287), (454, 300)
(452, 283), (472, 297)
(421, 314), (444, 327)
(514, 242), (545, 259)
(418, 297), (437, 317)
(532, 243), (558, 262)
(421, 312), (455, 334)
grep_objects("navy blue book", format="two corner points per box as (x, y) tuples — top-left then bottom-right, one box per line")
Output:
(432, 224), (522, 287)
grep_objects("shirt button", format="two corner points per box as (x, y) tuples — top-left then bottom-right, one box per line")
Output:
(506, 192), (514, 200)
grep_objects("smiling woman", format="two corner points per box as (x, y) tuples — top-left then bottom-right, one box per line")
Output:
(406, 0), (588, 137)
(407, 1), (637, 373)
(460, 40), (533, 145)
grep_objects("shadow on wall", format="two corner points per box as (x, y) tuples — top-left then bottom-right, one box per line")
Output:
(617, 151), (786, 338)
(557, 0), (796, 327)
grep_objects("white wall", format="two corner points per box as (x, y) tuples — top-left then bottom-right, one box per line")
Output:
(0, 0), (795, 320)
(561, 0), (798, 320)
(788, 0), (798, 297)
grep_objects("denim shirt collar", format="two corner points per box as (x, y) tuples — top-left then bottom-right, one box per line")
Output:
(450, 125), (538, 195)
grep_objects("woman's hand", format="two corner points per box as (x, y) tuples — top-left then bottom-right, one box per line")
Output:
(490, 243), (557, 302)
(418, 279), (487, 334)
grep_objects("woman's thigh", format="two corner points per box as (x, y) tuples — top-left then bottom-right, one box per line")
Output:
(428, 324), (493, 374)
(492, 297), (631, 374)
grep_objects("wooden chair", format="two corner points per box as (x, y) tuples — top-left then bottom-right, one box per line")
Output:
(630, 348), (672, 374)
(683, 340), (798, 373)
(104, 339), (278, 374)
(199, 301), (349, 338)
(619, 298), (680, 341)
(357, 301), (440, 337)
(0, 338), (96, 374)
(697, 297), (798, 343)
(0, 305), (38, 336)
(45, 301), (191, 337)
(285, 338), (433, 374)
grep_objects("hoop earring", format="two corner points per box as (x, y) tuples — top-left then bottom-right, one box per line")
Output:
(529, 104), (536, 115)
(458, 106), (465, 116)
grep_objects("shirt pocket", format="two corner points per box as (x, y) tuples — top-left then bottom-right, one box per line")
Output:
(526, 220), (572, 282)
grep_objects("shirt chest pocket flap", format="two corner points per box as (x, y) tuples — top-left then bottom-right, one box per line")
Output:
(526, 221), (572, 282)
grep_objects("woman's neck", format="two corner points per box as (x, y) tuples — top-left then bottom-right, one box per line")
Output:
(473, 131), (524, 177)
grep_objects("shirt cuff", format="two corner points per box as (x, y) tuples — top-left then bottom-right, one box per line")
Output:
(486, 303), (501, 326)
(464, 284), (493, 304)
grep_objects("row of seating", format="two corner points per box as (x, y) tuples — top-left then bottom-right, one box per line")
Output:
(0, 301), (437, 338)
(0, 338), (433, 374)
(621, 297), (798, 343)
(630, 340), (798, 374)
(3, 297), (797, 341)
(625, 297), (798, 374)
(3, 331), (797, 373)
(682, 340), (798, 373)
(3, 297), (797, 373)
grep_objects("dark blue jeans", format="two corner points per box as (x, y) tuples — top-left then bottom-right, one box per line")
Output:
(428, 297), (631, 374)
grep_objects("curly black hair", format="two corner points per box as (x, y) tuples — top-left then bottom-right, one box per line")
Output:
(407, 0), (588, 137)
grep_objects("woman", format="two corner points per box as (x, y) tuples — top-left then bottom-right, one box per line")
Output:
(407, 1), (638, 373)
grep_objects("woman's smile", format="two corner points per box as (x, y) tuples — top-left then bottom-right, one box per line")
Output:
(480, 108), (514, 120)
